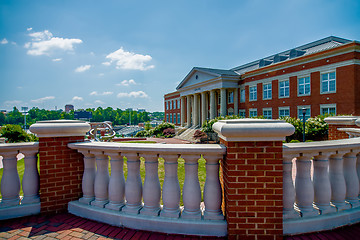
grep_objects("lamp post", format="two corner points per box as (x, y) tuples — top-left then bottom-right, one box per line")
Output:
(302, 107), (306, 142)
(21, 107), (28, 131)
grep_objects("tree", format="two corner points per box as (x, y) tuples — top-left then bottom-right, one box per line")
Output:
(0, 124), (37, 143)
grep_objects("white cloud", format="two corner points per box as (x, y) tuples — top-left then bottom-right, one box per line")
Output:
(98, 73), (104, 77)
(4, 100), (22, 107)
(75, 65), (91, 73)
(1, 38), (8, 44)
(52, 58), (62, 62)
(27, 27), (32, 31)
(31, 96), (55, 103)
(94, 100), (105, 105)
(90, 91), (113, 96)
(72, 96), (83, 101)
(117, 91), (148, 98)
(102, 61), (111, 66)
(25, 30), (82, 56)
(105, 47), (155, 71)
(117, 79), (137, 87)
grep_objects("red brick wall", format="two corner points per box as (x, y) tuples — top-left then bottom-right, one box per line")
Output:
(39, 136), (85, 214)
(328, 124), (356, 140)
(220, 139), (283, 240)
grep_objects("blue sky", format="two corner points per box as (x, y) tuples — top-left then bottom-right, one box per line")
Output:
(1, 0), (360, 112)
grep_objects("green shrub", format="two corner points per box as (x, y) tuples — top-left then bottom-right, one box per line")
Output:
(0, 124), (38, 143)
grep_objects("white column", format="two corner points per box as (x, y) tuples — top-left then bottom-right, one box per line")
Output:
(123, 152), (143, 214)
(210, 90), (216, 120)
(181, 96), (185, 127)
(313, 153), (335, 214)
(295, 155), (318, 217)
(201, 92), (207, 126)
(203, 155), (223, 220)
(0, 152), (20, 207)
(21, 149), (40, 204)
(91, 152), (110, 208)
(329, 153), (350, 210)
(181, 154), (201, 219)
(106, 152), (125, 210)
(160, 154), (181, 218)
(234, 88), (239, 116)
(220, 88), (227, 117)
(141, 153), (161, 216)
(283, 155), (299, 219)
(187, 95), (191, 127)
(343, 151), (360, 208)
(193, 94), (199, 127)
(79, 152), (96, 204)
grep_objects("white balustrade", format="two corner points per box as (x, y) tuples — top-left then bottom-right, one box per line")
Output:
(78, 151), (96, 204)
(283, 154), (299, 219)
(0, 151), (21, 207)
(106, 152), (125, 210)
(329, 152), (349, 211)
(21, 149), (40, 204)
(343, 151), (360, 208)
(357, 153), (360, 197)
(91, 151), (110, 208)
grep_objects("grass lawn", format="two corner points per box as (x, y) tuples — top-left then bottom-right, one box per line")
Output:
(1, 156), (208, 205)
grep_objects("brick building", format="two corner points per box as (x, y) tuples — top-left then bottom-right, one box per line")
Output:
(164, 36), (360, 127)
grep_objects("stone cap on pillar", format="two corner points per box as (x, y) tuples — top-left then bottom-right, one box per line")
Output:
(30, 120), (91, 138)
(324, 116), (359, 125)
(213, 118), (294, 142)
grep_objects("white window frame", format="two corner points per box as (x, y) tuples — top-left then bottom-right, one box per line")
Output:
(279, 107), (290, 118)
(228, 91), (234, 104)
(297, 105), (311, 121)
(298, 76), (311, 96)
(249, 86), (257, 101)
(263, 83), (272, 100)
(279, 80), (289, 98)
(177, 113), (181, 124)
(320, 104), (336, 115)
(321, 71), (336, 94)
(249, 108), (257, 117)
(239, 109), (246, 118)
(240, 89), (246, 103)
(262, 108), (272, 119)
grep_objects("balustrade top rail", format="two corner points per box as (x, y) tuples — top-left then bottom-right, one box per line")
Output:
(0, 142), (39, 153)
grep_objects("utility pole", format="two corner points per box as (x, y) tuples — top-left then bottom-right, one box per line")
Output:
(21, 107), (28, 131)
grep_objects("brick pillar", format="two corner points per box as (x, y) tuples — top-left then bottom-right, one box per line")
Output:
(213, 119), (294, 240)
(30, 120), (90, 214)
(325, 116), (359, 140)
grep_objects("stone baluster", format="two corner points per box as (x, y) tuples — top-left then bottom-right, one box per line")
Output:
(106, 152), (125, 210)
(123, 152), (142, 214)
(357, 153), (360, 197)
(0, 151), (20, 207)
(343, 150), (360, 208)
(160, 154), (181, 218)
(181, 154), (201, 219)
(21, 150), (40, 204)
(329, 152), (350, 211)
(91, 151), (109, 208)
(283, 154), (299, 219)
(141, 153), (161, 216)
(203, 154), (224, 220)
(313, 153), (335, 214)
(295, 154), (318, 217)
(79, 151), (96, 205)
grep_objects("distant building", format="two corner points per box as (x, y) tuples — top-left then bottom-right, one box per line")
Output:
(164, 36), (360, 127)
(65, 104), (74, 113)
(137, 109), (146, 113)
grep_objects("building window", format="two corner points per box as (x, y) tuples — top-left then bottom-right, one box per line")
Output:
(178, 99), (180, 109)
(166, 114), (169, 122)
(297, 106), (311, 121)
(249, 86), (257, 101)
(263, 83), (272, 100)
(321, 71), (336, 93)
(173, 113), (176, 123)
(279, 107), (290, 118)
(249, 109), (257, 117)
(298, 76), (310, 96)
(239, 109), (246, 118)
(240, 89), (245, 103)
(177, 113), (181, 124)
(263, 108), (272, 119)
(320, 104), (336, 115)
(228, 91), (234, 103)
(228, 108), (234, 116)
(218, 93), (221, 105)
(170, 114), (172, 123)
(279, 80), (289, 98)
(166, 101), (168, 110)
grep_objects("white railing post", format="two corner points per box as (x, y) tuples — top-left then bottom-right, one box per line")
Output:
(160, 153), (181, 218)
(106, 152), (125, 210)
(283, 154), (299, 219)
(122, 152), (142, 214)
(203, 154), (223, 220)
(91, 152), (109, 208)
(0, 152), (20, 207)
(79, 151), (96, 205)
(141, 153), (161, 216)
(295, 154), (318, 217)
(343, 151), (360, 208)
(329, 153), (350, 211)
(313, 153), (335, 214)
(21, 149), (40, 204)
(181, 154), (201, 219)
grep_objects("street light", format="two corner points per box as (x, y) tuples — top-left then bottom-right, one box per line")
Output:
(21, 107), (28, 131)
(302, 107), (306, 142)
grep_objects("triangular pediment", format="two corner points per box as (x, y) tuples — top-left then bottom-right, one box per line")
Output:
(176, 68), (221, 90)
